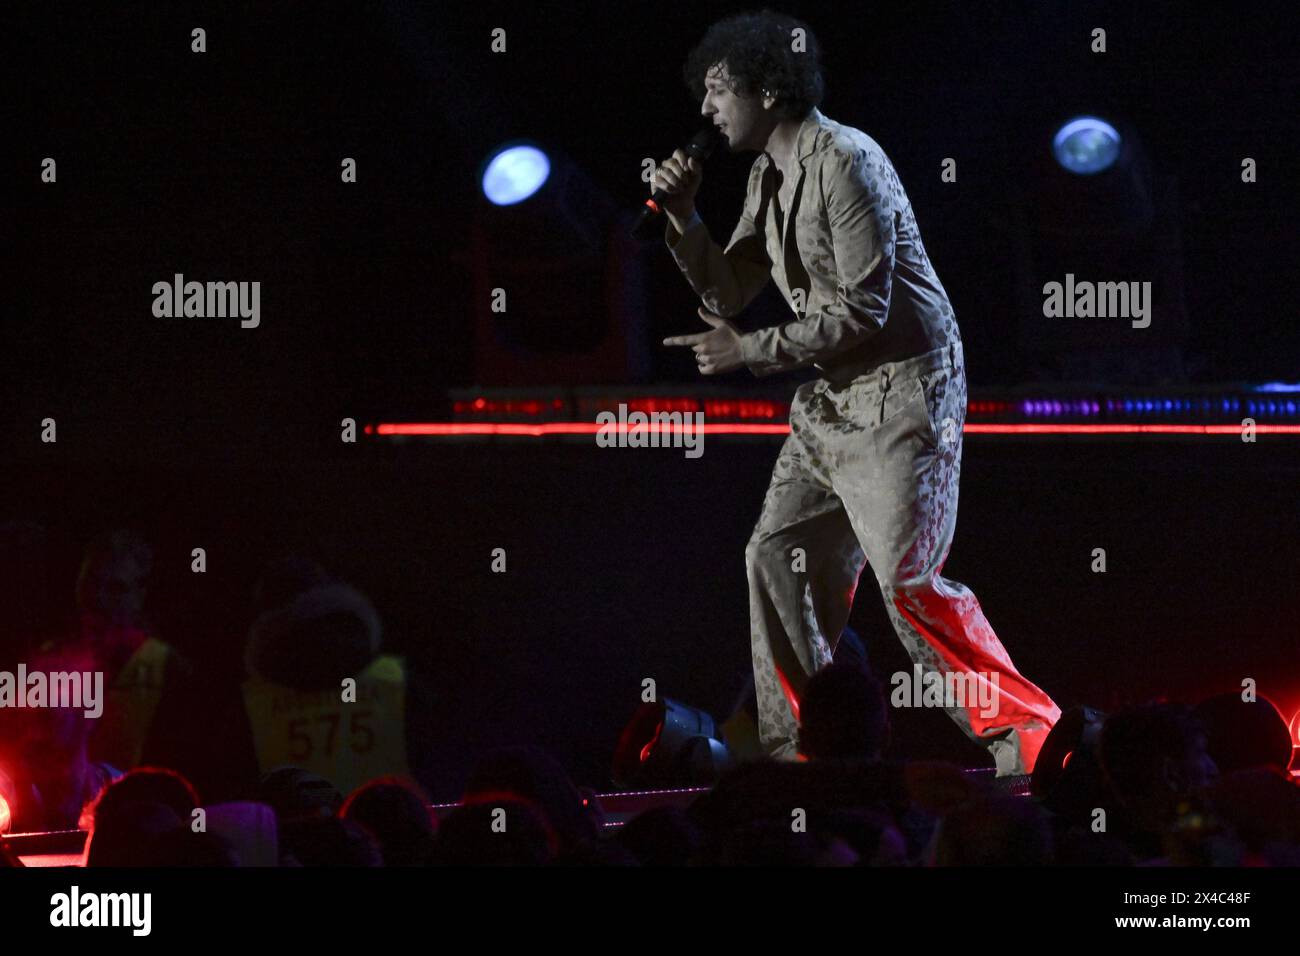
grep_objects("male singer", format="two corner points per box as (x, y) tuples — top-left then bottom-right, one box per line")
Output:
(656, 11), (1060, 775)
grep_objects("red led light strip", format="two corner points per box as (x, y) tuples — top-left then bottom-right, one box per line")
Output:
(369, 422), (1300, 437)
(371, 422), (789, 436)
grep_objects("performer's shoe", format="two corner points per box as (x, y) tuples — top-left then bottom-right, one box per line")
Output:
(766, 739), (805, 762)
(989, 722), (1054, 777)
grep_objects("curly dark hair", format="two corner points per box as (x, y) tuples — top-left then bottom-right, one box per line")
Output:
(682, 8), (825, 122)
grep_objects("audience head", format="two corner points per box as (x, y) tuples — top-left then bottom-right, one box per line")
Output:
(149, 827), (240, 866)
(464, 746), (599, 853)
(85, 800), (184, 866)
(257, 767), (343, 823)
(719, 819), (860, 866)
(75, 529), (152, 628)
(0, 644), (112, 830)
(88, 767), (200, 825)
(204, 801), (280, 867)
(431, 799), (556, 866)
(15, 704), (99, 830)
(798, 662), (888, 760)
(245, 581), (382, 687)
(1206, 767), (1300, 861)
(932, 790), (1055, 866)
(1193, 692), (1293, 775)
(616, 805), (703, 866)
(819, 806), (910, 865)
(281, 815), (383, 866)
(341, 776), (437, 866)
(1099, 701), (1220, 837)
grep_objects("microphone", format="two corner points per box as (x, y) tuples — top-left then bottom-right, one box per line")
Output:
(630, 125), (723, 240)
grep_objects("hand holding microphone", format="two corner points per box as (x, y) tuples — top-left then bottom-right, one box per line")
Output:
(651, 149), (704, 224)
(630, 125), (721, 239)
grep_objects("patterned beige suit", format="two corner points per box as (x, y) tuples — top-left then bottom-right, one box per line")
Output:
(665, 108), (1061, 775)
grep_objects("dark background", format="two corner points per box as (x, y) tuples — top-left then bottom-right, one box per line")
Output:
(8, 0), (1299, 443)
(5, 1), (1299, 796)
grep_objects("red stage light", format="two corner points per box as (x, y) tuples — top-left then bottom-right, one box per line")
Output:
(640, 720), (665, 763)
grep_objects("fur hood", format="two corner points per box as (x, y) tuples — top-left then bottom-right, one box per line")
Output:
(244, 582), (382, 690)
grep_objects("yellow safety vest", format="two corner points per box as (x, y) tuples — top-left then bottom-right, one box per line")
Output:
(242, 654), (410, 795)
(91, 637), (172, 770)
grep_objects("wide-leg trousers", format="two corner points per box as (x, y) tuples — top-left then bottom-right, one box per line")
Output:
(744, 340), (1061, 775)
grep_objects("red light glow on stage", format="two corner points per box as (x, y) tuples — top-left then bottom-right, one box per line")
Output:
(372, 421), (1300, 438)
(640, 720), (664, 763)
(376, 422), (790, 436)
(964, 423), (1300, 435)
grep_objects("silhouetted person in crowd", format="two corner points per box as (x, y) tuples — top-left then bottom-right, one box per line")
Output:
(84, 781), (238, 867)
(43, 529), (196, 773)
(430, 799), (556, 866)
(1097, 701), (1220, 862)
(1026, 706), (1137, 863)
(464, 745), (602, 858)
(1193, 692), (1294, 775)
(688, 755), (929, 864)
(281, 815), (382, 867)
(256, 767), (343, 822)
(617, 806), (703, 866)
(203, 801), (281, 866)
(798, 662), (889, 761)
(0, 523), (78, 819)
(720, 819), (860, 866)
(1206, 767), (1300, 865)
(341, 776), (438, 866)
(0, 649), (121, 832)
(208, 553), (444, 801)
(149, 827), (241, 867)
(930, 790), (1055, 865)
(818, 806), (910, 865)
(84, 800), (186, 866)
(88, 766), (200, 824)
(82, 767), (231, 865)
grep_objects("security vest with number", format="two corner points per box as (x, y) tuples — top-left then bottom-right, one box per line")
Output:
(241, 654), (410, 795)
(92, 636), (173, 770)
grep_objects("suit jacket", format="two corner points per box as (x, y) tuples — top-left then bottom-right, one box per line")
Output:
(665, 107), (960, 381)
